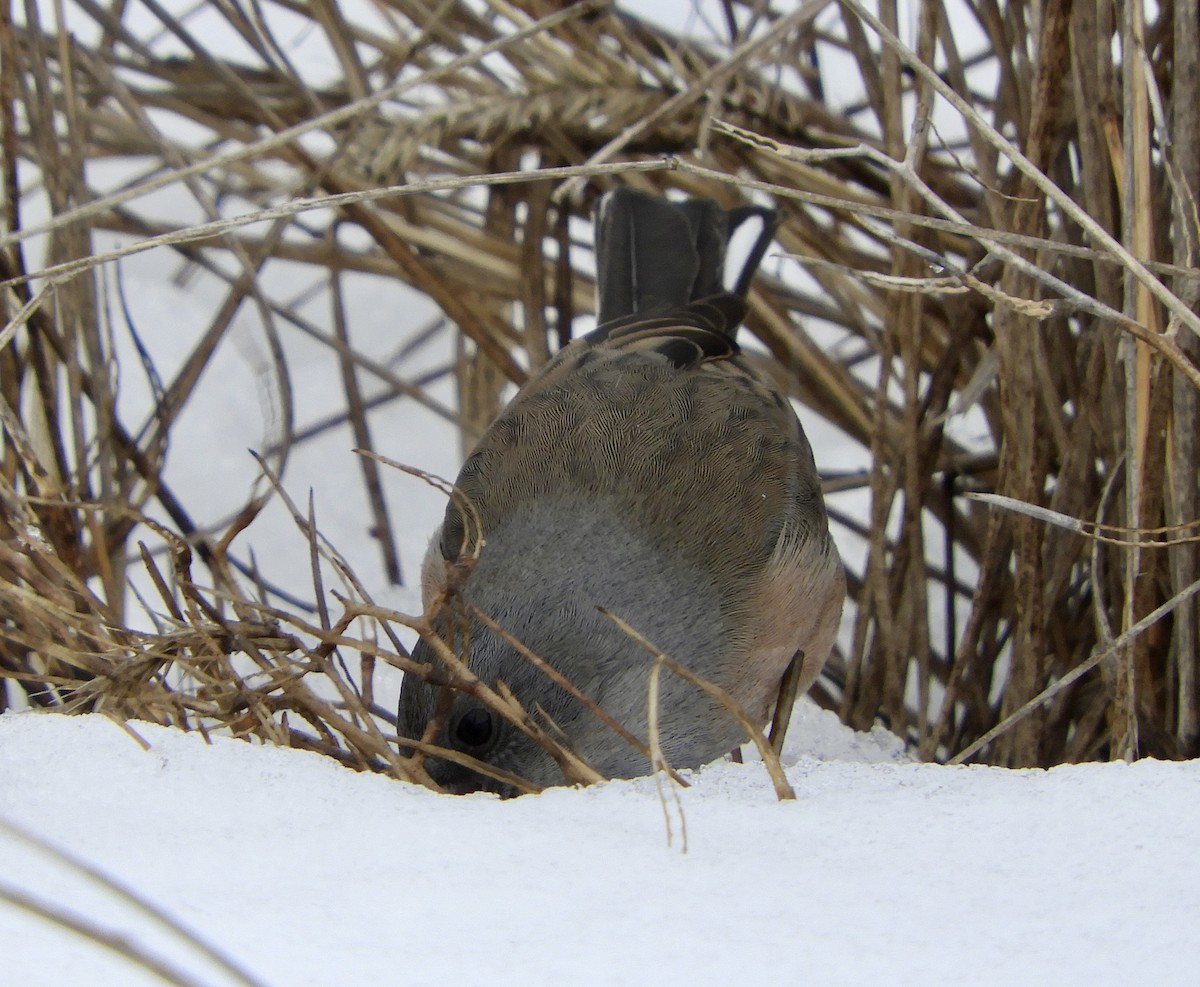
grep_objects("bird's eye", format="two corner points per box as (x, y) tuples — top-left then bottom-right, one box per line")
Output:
(454, 708), (494, 749)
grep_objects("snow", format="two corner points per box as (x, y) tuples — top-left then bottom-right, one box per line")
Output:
(3, 708), (1198, 987)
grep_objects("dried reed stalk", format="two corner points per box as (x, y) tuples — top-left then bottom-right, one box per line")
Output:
(1, 0), (1197, 791)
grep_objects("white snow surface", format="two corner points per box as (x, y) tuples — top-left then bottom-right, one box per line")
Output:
(2, 707), (1198, 987)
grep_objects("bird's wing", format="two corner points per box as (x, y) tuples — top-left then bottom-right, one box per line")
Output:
(432, 296), (830, 590)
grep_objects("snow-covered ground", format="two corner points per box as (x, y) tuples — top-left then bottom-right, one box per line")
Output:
(3, 707), (1198, 986)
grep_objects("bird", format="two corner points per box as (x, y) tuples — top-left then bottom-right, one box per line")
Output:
(397, 187), (845, 795)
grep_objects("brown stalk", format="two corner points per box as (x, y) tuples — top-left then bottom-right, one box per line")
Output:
(468, 602), (691, 788)
(599, 609), (795, 801)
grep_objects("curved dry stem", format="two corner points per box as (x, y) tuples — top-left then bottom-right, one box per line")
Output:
(599, 609), (796, 801)
(0, 816), (268, 987)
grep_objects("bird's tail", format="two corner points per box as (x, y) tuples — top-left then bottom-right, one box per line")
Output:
(594, 188), (779, 325)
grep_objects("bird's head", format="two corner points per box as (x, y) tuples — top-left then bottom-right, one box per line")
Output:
(396, 615), (587, 796)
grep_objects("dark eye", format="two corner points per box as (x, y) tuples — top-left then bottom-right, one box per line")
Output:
(454, 708), (494, 749)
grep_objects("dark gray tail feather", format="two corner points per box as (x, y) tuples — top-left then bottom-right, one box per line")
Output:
(594, 188), (779, 325)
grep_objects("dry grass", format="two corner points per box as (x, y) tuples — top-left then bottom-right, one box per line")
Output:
(1, 0), (1198, 786)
